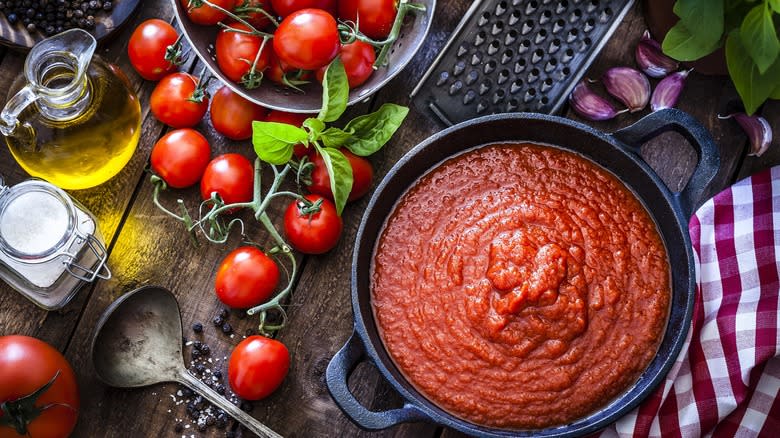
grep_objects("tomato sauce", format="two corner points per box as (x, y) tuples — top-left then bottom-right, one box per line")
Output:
(371, 143), (670, 429)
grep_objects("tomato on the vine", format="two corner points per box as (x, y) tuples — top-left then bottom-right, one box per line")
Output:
(215, 23), (271, 86)
(283, 194), (342, 254)
(151, 129), (212, 189)
(232, 0), (273, 29)
(265, 111), (309, 158)
(228, 336), (289, 401)
(201, 154), (255, 205)
(316, 40), (376, 88)
(150, 72), (209, 128)
(269, 0), (336, 17)
(127, 19), (181, 81)
(210, 85), (268, 140)
(181, 0), (233, 25)
(215, 246), (279, 308)
(338, 0), (398, 40)
(0, 336), (79, 438)
(273, 9), (340, 71)
(308, 149), (373, 202)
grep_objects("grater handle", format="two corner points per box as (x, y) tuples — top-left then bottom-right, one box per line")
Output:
(610, 108), (721, 219)
(326, 331), (431, 430)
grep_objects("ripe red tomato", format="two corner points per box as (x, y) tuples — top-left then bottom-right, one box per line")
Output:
(273, 9), (340, 70)
(316, 40), (376, 88)
(308, 149), (374, 202)
(210, 86), (268, 140)
(0, 336), (79, 438)
(181, 0), (233, 25)
(216, 23), (271, 84)
(338, 0), (397, 40)
(150, 129), (211, 188)
(269, 0), (336, 17)
(228, 336), (289, 400)
(201, 154), (255, 205)
(215, 246), (280, 308)
(284, 194), (343, 254)
(232, 0), (273, 29)
(150, 72), (209, 128)
(265, 111), (309, 157)
(127, 19), (180, 81)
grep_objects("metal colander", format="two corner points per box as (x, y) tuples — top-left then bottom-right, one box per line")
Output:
(411, 0), (635, 126)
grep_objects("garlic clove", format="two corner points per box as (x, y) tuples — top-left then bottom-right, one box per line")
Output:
(602, 67), (651, 113)
(651, 69), (691, 111)
(719, 113), (773, 157)
(569, 80), (627, 121)
(636, 30), (680, 79)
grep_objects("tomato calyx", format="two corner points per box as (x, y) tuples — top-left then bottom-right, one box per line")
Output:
(239, 36), (272, 89)
(0, 370), (75, 435)
(186, 71), (212, 104)
(234, 0), (280, 27)
(295, 195), (324, 217)
(164, 34), (187, 67)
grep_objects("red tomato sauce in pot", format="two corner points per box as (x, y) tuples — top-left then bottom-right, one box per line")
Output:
(371, 143), (670, 429)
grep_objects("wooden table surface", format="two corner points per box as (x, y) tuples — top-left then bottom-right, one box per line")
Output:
(1, 1), (778, 437)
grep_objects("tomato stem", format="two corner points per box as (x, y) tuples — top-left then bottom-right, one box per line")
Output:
(234, 1), (280, 28)
(201, 0), (275, 39)
(165, 34), (187, 67)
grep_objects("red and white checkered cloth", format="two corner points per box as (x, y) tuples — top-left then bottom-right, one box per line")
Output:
(602, 165), (780, 437)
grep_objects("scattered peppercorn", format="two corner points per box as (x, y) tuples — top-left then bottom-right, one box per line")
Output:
(192, 322), (203, 333)
(213, 370), (222, 379)
(191, 349), (201, 359)
(219, 308), (229, 319)
(194, 363), (206, 374)
(200, 344), (210, 355)
(221, 322), (233, 334)
(216, 415), (228, 429)
(213, 315), (225, 326)
(226, 431), (236, 438)
(174, 423), (183, 433)
(193, 341), (203, 351)
(216, 384), (225, 395)
(0, 0), (113, 35)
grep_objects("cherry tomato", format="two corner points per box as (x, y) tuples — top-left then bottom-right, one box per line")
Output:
(284, 194), (343, 254)
(216, 23), (271, 84)
(151, 129), (211, 189)
(181, 0), (233, 25)
(228, 336), (289, 400)
(338, 0), (397, 40)
(265, 111), (309, 158)
(308, 149), (373, 202)
(215, 246), (279, 308)
(150, 72), (209, 128)
(210, 86), (269, 140)
(201, 154), (255, 205)
(127, 19), (180, 81)
(269, 0), (336, 17)
(316, 40), (376, 88)
(232, 0), (273, 29)
(273, 9), (340, 71)
(0, 336), (79, 438)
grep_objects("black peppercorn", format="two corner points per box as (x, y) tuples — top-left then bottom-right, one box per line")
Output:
(102, 1), (111, 11)
(7, 13), (17, 23)
(216, 415), (228, 429)
(192, 322), (203, 333)
(206, 416), (216, 426)
(192, 341), (202, 351)
(219, 308), (229, 319)
(213, 315), (224, 326)
(213, 370), (222, 379)
(194, 363), (206, 374)
(226, 431), (236, 438)
(181, 388), (194, 397)
(174, 423), (184, 433)
(216, 384), (225, 395)
(221, 322), (233, 334)
(191, 349), (201, 359)
(200, 344), (210, 355)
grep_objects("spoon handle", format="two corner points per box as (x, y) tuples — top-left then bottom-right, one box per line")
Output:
(179, 370), (283, 438)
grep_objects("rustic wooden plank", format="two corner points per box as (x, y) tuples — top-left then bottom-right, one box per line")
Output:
(735, 100), (780, 181)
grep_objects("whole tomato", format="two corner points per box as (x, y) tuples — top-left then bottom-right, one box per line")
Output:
(215, 246), (280, 308)
(210, 86), (268, 140)
(269, 0), (336, 17)
(232, 0), (273, 29)
(200, 154), (255, 205)
(228, 336), (289, 400)
(150, 72), (209, 128)
(151, 129), (212, 188)
(316, 40), (376, 88)
(338, 0), (397, 40)
(0, 336), (79, 438)
(308, 149), (374, 202)
(216, 23), (271, 84)
(127, 19), (181, 81)
(283, 194), (343, 254)
(265, 110), (309, 158)
(181, 0), (233, 25)
(273, 9), (340, 71)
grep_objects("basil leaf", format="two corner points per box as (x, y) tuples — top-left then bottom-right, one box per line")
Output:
(320, 127), (354, 148)
(304, 117), (326, 143)
(672, 0), (724, 49)
(342, 104), (410, 156)
(318, 58), (349, 123)
(662, 21), (722, 61)
(772, 83), (780, 100)
(316, 146), (353, 216)
(726, 30), (780, 114)
(740, 4), (780, 74)
(252, 121), (308, 165)
(771, 0), (780, 13)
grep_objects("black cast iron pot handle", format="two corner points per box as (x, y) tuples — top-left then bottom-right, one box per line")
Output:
(326, 332), (430, 430)
(610, 108), (721, 219)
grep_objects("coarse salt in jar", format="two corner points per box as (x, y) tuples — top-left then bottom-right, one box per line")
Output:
(0, 177), (110, 310)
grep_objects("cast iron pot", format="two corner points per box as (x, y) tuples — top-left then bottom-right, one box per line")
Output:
(326, 109), (721, 437)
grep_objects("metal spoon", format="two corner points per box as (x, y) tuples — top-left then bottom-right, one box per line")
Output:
(90, 285), (282, 438)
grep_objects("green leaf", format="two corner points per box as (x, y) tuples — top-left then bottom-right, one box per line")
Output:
(318, 58), (349, 123)
(342, 104), (410, 156)
(673, 0), (724, 48)
(252, 121), (308, 165)
(303, 117), (326, 143)
(772, 83), (780, 100)
(771, 0), (780, 13)
(740, 4), (780, 73)
(316, 145), (353, 215)
(320, 127), (354, 148)
(726, 29), (780, 114)
(662, 21), (722, 61)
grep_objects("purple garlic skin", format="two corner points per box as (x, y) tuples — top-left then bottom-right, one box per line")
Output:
(602, 67), (651, 113)
(569, 80), (626, 121)
(651, 69), (691, 111)
(636, 30), (680, 79)
(720, 113), (773, 157)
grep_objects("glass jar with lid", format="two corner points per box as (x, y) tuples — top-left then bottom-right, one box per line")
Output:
(0, 176), (110, 310)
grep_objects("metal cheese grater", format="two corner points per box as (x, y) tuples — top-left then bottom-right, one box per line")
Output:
(411, 0), (635, 126)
